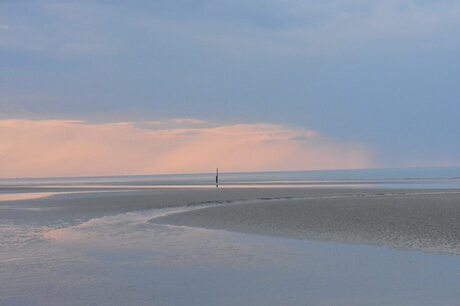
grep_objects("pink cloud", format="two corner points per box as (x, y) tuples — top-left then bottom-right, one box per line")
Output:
(0, 119), (373, 178)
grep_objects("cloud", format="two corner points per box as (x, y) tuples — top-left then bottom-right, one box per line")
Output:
(0, 119), (373, 178)
(0, 1), (118, 57)
(59, 42), (111, 55)
(132, 0), (460, 57)
(2, 1), (460, 58)
(133, 119), (215, 131)
(169, 118), (208, 125)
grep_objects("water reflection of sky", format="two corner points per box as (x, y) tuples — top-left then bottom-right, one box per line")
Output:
(2, 167), (460, 187)
(2, 177), (460, 203)
(0, 192), (68, 202)
(9, 207), (457, 305)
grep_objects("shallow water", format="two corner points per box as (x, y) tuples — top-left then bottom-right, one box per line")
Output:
(3, 167), (460, 189)
(1, 205), (460, 306)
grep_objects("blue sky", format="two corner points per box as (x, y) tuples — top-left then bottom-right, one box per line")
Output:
(1, 0), (460, 173)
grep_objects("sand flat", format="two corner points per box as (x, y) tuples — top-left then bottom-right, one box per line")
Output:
(1, 187), (399, 224)
(154, 190), (460, 254)
(4, 187), (460, 253)
(2, 187), (460, 305)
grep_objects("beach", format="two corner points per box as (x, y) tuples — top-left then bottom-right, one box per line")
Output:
(4, 186), (460, 254)
(156, 189), (460, 255)
(1, 183), (460, 305)
(5, 0), (460, 304)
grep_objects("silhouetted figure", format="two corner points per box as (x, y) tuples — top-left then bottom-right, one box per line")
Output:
(216, 168), (219, 188)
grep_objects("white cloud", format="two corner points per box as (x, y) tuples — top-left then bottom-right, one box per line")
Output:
(134, 118), (214, 131)
(169, 118), (209, 125)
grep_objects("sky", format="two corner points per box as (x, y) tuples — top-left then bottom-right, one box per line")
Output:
(1, 0), (459, 177)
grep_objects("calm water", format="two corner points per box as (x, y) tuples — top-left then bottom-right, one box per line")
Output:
(2, 168), (460, 305)
(2, 204), (460, 306)
(2, 167), (460, 189)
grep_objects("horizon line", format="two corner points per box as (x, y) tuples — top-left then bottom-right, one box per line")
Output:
(1, 165), (459, 181)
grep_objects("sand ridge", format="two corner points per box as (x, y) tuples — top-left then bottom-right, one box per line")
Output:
(154, 190), (460, 255)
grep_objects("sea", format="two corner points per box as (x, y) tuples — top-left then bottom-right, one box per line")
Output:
(2, 167), (460, 305)
(1, 166), (460, 189)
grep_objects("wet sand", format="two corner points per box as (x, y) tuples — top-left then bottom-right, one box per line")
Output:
(3, 187), (460, 255)
(1, 187), (405, 225)
(2, 187), (460, 305)
(154, 190), (460, 254)
(4, 188), (460, 254)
